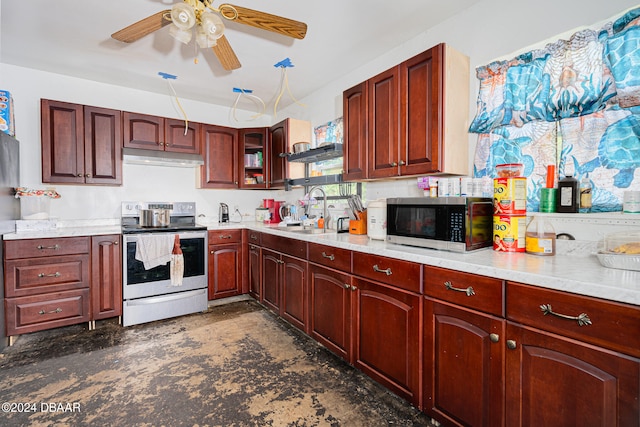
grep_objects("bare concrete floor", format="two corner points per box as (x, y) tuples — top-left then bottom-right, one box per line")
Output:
(0, 299), (436, 426)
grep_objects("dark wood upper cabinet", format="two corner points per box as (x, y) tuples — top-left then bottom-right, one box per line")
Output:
(41, 99), (122, 185)
(122, 112), (164, 151)
(198, 124), (238, 188)
(165, 118), (201, 153)
(343, 82), (368, 181)
(239, 127), (268, 189)
(344, 43), (470, 180)
(269, 118), (308, 188)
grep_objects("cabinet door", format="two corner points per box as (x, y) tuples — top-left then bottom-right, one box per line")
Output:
(239, 128), (268, 189)
(281, 254), (307, 332)
(248, 244), (261, 299)
(84, 106), (122, 185)
(122, 112), (164, 150)
(367, 66), (400, 179)
(343, 82), (368, 180)
(268, 120), (289, 188)
(399, 45), (442, 176)
(91, 235), (122, 320)
(165, 118), (201, 153)
(505, 322), (640, 426)
(352, 276), (421, 405)
(199, 124), (238, 188)
(208, 242), (242, 300)
(309, 264), (352, 362)
(41, 99), (85, 184)
(424, 297), (504, 427)
(261, 248), (281, 313)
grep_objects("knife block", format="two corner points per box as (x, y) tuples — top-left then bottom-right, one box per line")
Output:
(349, 210), (367, 235)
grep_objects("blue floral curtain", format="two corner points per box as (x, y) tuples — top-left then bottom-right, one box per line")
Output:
(472, 7), (640, 212)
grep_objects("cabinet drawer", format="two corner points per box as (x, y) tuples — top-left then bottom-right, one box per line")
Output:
(261, 233), (307, 259)
(246, 230), (261, 245)
(353, 253), (421, 293)
(208, 229), (242, 244)
(424, 266), (504, 317)
(5, 289), (90, 336)
(4, 237), (90, 260)
(308, 242), (352, 272)
(4, 254), (90, 297)
(507, 281), (640, 358)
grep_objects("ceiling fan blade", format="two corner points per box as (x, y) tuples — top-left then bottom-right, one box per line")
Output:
(212, 35), (242, 70)
(218, 4), (307, 40)
(111, 10), (171, 43)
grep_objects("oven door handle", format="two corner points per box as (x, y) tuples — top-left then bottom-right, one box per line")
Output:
(126, 289), (206, 306)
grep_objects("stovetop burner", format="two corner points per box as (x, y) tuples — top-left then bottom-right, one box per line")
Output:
(121, 201), (206, 234)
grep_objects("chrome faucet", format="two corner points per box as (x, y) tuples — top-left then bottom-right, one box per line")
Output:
(307, 186), (327, 231)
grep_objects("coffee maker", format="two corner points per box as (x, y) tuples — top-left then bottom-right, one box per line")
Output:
(219, 203), (229, 223)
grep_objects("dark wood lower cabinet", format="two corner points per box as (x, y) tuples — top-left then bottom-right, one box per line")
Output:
(248, 243), (261, 300)
(208, 242), (242, 300)
(352, 277), (421, 406)
(90, 235), (122, 320)
(505, 322), (640, 426)
(261, 248), (281, 313)
(423, 297), (504, 427)
(309, 264), (352, 362)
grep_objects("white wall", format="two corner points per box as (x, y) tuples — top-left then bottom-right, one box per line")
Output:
(2, 0), (639, 222)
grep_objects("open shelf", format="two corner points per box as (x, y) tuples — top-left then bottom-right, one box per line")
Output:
(287, 143), (343, 163)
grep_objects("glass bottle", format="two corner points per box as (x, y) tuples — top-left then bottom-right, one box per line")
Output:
(579, 176), (592, 213)
(525, 215), (556, 256)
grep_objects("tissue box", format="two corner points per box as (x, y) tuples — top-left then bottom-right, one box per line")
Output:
(0, 90), (15, 136)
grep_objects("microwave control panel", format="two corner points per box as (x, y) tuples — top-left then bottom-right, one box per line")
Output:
(449, 211), (464, 242)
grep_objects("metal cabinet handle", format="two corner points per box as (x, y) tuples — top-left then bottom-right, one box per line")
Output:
(85, 174), (91, 178)
(540, 304), (592, 326)
(159, 142), (165, 146)
(344, 283), (350, 289)
(351, 285), (357, 291)
(490, 333), (500, 343)
(39, 308), (62, 315)
(279, 152), (287, 158)
(398, 160), (406, 166)
(37, 244), (60, 250)
(390, 162), (398, 167)
(444, 281), (475, 297)
(321, 252), (335, 261)
(506, 340), (517, 350)
(38, 272), (61, 278)
(219, 235), (232, 239)
(113, 241), (119, 245)
(372, 264), (392, 275)
(77, 173), (83, 177)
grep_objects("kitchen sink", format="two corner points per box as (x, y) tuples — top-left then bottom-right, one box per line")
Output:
(280, 226), (336, 235)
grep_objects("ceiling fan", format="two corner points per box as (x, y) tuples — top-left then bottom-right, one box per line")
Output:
(111, 0), (307, 71)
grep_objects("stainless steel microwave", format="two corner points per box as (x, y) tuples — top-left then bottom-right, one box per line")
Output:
(386, 197), (493, 252)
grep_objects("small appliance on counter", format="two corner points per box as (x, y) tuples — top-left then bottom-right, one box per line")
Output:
(367, 199), (387, 240)
(219, 203), (229, 223)
(386, 197), (493, 252)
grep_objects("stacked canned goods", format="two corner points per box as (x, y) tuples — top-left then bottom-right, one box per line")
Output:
(492, 164), (527, 252)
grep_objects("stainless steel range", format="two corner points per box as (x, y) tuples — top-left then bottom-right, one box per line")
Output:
(121, 201), (208, 327)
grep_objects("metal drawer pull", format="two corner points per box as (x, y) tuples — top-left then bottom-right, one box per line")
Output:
(219, 235), (232, 239)
(39, 308), (62, 315)
(444, 281), (475, 297)
(490, 333), (500, 343)
(373, 265), (392, 275)
(321, 252), (335, 261)
(540, 304), (592, 327)
(37, 244), (60, 250)
(38, 272), (61, 278)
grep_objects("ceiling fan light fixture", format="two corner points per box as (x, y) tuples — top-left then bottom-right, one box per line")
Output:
(170, 3), (196, 30)
(200, 13), (225, 40)
(169, 23), (193, 44)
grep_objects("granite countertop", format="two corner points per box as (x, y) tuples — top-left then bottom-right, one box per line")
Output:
(3, 220), (639, 306)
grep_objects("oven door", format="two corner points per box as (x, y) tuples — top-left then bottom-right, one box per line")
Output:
(123, 230), (207, 300)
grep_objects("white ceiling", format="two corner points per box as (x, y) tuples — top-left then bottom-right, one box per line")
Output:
(1, 0), (482, 110)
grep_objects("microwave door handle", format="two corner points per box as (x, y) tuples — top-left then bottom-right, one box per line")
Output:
(467, 201), (493, 243)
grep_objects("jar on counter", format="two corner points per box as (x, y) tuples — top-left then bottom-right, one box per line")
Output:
(525, 215), (556, 256)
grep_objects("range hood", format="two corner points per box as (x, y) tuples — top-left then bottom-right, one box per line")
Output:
(123, 147), (204, 168)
